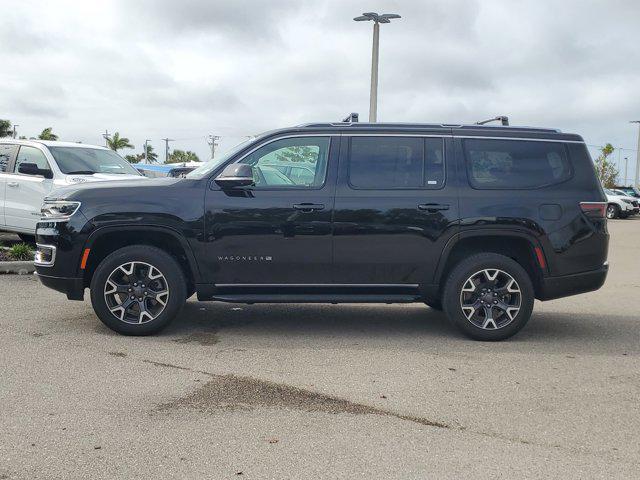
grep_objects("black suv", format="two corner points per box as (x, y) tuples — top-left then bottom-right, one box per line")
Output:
(34, 121), (609, 340)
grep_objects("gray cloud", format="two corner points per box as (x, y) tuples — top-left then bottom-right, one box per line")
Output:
(0, 0), (638, 163)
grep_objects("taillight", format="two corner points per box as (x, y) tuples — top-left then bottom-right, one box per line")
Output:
(580, 202), (606, 219)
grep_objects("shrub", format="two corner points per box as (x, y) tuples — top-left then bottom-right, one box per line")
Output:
(9, 243), (34, 261)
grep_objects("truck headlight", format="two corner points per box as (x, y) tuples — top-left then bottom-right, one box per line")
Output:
(41, 201), (81, 220)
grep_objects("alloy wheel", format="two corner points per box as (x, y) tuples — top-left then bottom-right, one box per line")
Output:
(103, 261), (170, 324)
(459, 269), (522, 330)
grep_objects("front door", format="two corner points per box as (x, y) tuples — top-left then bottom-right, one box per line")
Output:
(4, 145), (54, 232)
(203, 135), (338, 285)
(0, 144), (18, 227)
(333, 134), (459, 289)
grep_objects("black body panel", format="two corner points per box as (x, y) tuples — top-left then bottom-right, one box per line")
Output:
(33, 122), (608, 305)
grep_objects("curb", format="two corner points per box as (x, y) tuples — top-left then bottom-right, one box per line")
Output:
(0, 261), (36, 275)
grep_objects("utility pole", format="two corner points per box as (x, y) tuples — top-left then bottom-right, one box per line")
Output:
(12, 125), (19, 139)
(631, 121), (640, 188)
(162, 138), (174, 163)
(207, 135), (220, 159)
(624, 157), (629, 185)
(102, 130), (111, 147)
(354, 12), (401, 122)
(144, 139), (151, 163)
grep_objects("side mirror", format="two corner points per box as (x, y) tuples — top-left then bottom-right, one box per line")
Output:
(214, 164), (254, 188)
(18, 163), (53, 179)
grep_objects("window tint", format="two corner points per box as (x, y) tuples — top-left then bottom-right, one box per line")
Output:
(349, 137), (444, 189)
(15, 146), (51, 173)
(240, 136), (330, 188)
(464, 139), (571, 189)
(0, 144), (17, 173)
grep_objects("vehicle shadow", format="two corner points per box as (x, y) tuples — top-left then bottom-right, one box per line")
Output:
(155, 300), (639, 356)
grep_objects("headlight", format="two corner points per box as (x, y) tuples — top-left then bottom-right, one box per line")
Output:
(41, 201), (81, 220)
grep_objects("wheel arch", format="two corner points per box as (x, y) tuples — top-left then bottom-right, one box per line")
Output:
(80, 225), (200, 290)
(433, 230), (546, 299)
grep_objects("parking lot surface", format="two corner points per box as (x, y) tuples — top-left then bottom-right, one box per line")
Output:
(1, 219), (639, 479)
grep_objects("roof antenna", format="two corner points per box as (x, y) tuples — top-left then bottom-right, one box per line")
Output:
(342, 112), (359, 123)
(476, 115), (509, 126)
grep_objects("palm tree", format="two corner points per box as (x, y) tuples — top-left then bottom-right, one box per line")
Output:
(142, 144), (158, 163)
(38, 127), (58, 141)
(107, 132), (134, 151)
(0, 119), (12, 137)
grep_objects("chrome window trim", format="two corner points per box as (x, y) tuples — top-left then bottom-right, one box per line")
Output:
(34, 244), (57, 267)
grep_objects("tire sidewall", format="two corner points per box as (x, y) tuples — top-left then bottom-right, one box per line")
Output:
(443, 253), (534, 341)
(90, 245), (186, 335)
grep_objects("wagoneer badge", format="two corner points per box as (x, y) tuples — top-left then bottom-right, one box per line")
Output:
(218, 256), (273, 262)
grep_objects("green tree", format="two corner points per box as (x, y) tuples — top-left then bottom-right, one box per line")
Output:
(275, 146), (318, 164)
(38, 127), (58, 141)
(166, 149), (200, 164)
(124, 145), (158, 163)
(595, 143), (618, 188)
(0, 119), (12, 137)
(107, 132), (134, 152)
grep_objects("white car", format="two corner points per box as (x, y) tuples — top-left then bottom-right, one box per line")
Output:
(603, 188), (639, 219)
(0, 140), (143, 240)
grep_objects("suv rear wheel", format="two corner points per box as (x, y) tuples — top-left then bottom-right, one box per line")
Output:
(442, 253), (534, 341)
(90, 245), (187, 335)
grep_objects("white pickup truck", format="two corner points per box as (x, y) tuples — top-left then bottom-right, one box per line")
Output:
(0, 139), (143, 240)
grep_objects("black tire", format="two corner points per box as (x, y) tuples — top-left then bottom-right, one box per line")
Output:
(425, 299), (443, 311)
(442, 253), (534, 341)
(90, 245), (187, 335)
(606, 204), (619, 219)
(18, 233), (36, 244)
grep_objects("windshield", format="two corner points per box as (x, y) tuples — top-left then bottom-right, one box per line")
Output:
(49, 147), (141, 175)
(186, 138), (255, 179)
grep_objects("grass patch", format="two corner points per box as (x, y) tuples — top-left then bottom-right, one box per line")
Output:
(8, 243), (34, 261)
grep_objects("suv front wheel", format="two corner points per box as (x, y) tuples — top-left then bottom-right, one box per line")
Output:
(442, 253), (534, 341)
(90, 245), (187, 335)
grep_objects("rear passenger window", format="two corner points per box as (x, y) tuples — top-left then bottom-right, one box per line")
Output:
(349, 137), (444, 189)
(464, 139), (571, 189)
(0, 144), (17, 173)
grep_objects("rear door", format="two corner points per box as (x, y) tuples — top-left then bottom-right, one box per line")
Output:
(332, 133), (459, 289)
(4, 145), (55, 232)
(0, 144), (18, 227)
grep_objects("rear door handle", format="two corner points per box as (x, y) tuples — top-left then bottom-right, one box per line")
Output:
(417, 203), (449, 212)
(293, 203), (325, 212)
(7, 182), (19, 187)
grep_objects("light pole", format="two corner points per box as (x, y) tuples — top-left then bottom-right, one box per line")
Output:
(624, 157), (629, 185)
(144, 139), (151, 163)
(12, 125), (19, 139)
(354, 12), (401, 122)
(102, 130), (111, 147)
(207, 134), (220, 159)
(162, 138), (174, 163)
(631, 121), (640, 188)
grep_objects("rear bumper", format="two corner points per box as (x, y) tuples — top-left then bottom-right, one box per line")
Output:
(537, 264), (608, 301)
(35, 273), (85, 300)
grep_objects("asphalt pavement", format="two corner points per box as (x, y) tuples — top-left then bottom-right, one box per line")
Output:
(1, 219), (639, 479)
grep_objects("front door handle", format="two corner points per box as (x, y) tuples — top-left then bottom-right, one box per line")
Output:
(7, 182), (19, 187)
(293, 203), (325, 212)
(417, 203), (449, 212)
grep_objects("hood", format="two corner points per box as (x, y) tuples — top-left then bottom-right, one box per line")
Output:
(63, 173), (144, 184)
(45, 177), (183, 201)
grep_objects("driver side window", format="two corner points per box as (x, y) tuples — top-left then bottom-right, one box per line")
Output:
(14, 146), (51, 175)
(239, 136), (330, 188)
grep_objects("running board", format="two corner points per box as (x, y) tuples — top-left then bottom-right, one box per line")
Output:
(206, 294), (421, 304)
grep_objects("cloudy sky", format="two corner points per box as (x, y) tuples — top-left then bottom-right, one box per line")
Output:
(1, 0), (639, 175)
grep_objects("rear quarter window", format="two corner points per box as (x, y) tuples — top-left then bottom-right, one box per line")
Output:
(464, 139), (572, 189)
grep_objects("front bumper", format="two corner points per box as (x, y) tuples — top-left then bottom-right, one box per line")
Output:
(537, 264), (608, 301)
(35, 273), (85, 300)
